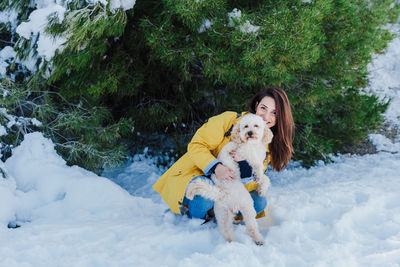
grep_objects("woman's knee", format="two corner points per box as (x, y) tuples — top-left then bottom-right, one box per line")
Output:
(188, 195), (214, 219)
(250, 190), (267, 214)
(184, 176), (214, 219)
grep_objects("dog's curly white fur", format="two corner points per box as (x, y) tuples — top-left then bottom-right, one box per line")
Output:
(186, 114), (273, 245)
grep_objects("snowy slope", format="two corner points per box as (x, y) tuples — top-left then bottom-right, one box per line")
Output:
(1, 27), (400, 267)
(1, 133), (399, 267)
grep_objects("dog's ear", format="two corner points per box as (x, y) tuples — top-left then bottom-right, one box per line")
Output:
(262, 127), (273, 145)
(231, 123), (242, 143)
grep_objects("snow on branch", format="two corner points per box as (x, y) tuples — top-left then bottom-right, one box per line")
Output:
(227, 8), (260, 34)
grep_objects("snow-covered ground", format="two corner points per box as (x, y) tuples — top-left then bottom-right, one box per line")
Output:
(1, 29), (400, 267)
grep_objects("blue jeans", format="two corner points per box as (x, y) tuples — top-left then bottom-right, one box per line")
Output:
(182, 176), (267, 219)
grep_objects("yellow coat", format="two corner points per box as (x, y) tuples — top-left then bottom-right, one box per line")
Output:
(152, 111), (270, 214)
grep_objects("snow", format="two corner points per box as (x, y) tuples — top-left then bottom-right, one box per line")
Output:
(228, 8), (242, 27)
(1, 131), (400, 266)
(0, 107), (42, 130)
(228, 8), (260, 34)
(16, 3), (67, 62)
(0, 15), (400, 267)
(109, 0), (136, 11)
(0, 125), (6, 136)
(366, 25), (400, 127)
(198, 19), (214, 33)
(369, 134), (400, 153)
(0, 9), (18, 26)
(0, 46), (16, 77)
(0, 46), (16, 60)
(1, 0), (136, 75)
(239, 21), (260, 34)
(30, 118), (42, 127)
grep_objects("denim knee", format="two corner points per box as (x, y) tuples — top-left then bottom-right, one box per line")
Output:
(187, 195), (214, 219)
(250, 190), (267, 214)
(184, 176), (215, 219)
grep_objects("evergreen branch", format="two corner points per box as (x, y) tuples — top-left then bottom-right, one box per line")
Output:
(0, 38), (15, 45)
(0, 80), (131, 171)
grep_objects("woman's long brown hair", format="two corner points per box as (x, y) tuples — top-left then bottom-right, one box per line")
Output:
(248, 87), (294, 171)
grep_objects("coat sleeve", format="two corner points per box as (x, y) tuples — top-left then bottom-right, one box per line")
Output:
(187, 111), (236, 173)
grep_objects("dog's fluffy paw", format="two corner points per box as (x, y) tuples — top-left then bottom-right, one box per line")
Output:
(257, 175), (270, 196)
(249, 229), (264, 245)
(254, 238), (264, 246)
(257, 185), (267, 196)
(185, 183), (196, 200)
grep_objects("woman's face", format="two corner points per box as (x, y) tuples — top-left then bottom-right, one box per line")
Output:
(255, 96), (276, 128)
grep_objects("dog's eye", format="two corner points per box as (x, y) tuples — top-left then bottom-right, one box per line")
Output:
(244, 125), (248, 128)
(254, 125), (259, 128)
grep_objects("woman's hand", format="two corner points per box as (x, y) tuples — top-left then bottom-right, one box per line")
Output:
(229, 149), (245, 162)
(214, 164), (236, 181)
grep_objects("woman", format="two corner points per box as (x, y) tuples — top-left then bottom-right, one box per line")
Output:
(153, 87), (294, 220)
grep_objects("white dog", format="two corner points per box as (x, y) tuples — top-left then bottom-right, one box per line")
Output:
(186, 114), (273, 245)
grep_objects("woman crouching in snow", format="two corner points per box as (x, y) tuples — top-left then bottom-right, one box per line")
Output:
(152, 87), (294, 221)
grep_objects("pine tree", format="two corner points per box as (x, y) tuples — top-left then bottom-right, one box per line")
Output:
(1, 0), (400, 167)
(0, 79), (133, 172)
(1, 2), (134, 171)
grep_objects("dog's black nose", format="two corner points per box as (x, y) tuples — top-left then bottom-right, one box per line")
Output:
(248, 131), (253, 137)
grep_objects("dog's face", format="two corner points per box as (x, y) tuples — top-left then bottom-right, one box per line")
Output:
(231, 114), (273, 145)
